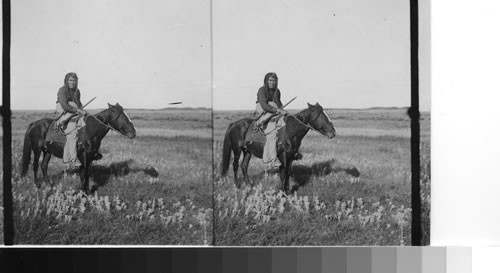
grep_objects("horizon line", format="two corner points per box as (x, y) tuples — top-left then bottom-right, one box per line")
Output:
(10, 106), (432, 111)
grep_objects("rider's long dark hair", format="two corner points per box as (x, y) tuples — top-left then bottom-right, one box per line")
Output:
(64, 72), (78, 89)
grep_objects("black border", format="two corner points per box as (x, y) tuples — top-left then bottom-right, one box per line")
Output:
(410, 0), (421, 246)
(2, 0), (15, 245)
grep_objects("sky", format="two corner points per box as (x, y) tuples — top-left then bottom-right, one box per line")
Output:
(213, 0), (428, 110)
(6, 0), (430, 111)
(10, 0), (211, 110)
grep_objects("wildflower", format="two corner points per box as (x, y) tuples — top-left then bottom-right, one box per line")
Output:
(104, 196), (111, 212)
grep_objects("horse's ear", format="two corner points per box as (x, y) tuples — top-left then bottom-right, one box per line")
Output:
(315, 102), (320, 106)
(307, 103), (312, 108)
(108, 103), (112, 108)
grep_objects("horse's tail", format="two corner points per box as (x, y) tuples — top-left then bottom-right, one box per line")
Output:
(220, 123), (234, 177)
(20, 123), (33, 176)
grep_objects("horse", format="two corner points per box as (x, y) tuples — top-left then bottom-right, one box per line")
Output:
(20, 103), (136, 193)
(220, 102), (336, 194)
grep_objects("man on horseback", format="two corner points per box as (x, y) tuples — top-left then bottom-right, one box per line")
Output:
(54, 72), (87, 167)
(254, 72), (288, 168)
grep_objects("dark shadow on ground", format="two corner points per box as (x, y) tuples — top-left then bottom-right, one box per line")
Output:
(241, 158), (360, 190)
(66, 159), (159, 192)
(290, 159), (360, 187)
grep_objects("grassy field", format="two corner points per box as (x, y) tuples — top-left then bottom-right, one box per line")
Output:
(213, 108), (430, 245)
(1, 108), (212, 245)
(0, 107), (430, 245)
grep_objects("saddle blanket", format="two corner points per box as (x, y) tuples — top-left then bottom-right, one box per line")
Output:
(45, 116), (85, 144)
(45, 121), (67, 144)
(245, 116), (286, 144)
(245, 121), (266, 144)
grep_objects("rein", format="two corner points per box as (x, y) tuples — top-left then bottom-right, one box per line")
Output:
(88, 108), (124, 134)
(287, 111), (323, 135)
(89, 115), (117, 133)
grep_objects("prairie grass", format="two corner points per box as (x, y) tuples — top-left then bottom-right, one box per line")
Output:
(0, 108), (430, 245)
(1, 109), (212, 245)
(213, 108), (430, 245)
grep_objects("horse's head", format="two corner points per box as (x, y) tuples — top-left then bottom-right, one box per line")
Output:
(106, 103), (136, 139)
(306, 102), (336, 139)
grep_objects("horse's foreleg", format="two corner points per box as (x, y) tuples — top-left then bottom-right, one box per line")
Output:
(86, 160), (93, 194)
(288, 162), (299, 194)
(241, 152), (252, 186)
(41, 152), (53, 186)
(284, 165), (292, 195)
(232, 149), (241, 188)
(79, 154), (92, 194)
(79, 163), (86, 193)
(33, 149), (42, 188)
(279, 165), (286, 193)
(280, 159), (293, 195)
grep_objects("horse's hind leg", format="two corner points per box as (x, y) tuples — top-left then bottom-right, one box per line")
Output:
(241, 152), (253, 186)
(33, 148), (42, 188)
(41, 152), (53, 186)
(232, 148), (242, 188)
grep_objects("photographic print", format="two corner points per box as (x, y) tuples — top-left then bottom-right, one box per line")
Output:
(4, 0), (212, 245)
(212, 0), (430, 245)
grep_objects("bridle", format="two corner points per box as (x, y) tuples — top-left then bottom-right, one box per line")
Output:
(110, 107), (125, 123)
(287, 109), (328, 136)
(89, 107), (127, 135)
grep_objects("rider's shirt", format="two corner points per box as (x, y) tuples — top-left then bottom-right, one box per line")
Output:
(57, 86), (83, 113)
(256, 87), (283, 113)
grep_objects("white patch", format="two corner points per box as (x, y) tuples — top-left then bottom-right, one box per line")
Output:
(323, 110), (336, 132)
(123, 110), (134, 126)
(323, 110), (333, 123)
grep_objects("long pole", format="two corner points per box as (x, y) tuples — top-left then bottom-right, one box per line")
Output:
(254, 96), (297, 121)
(281, 96), (297, 109)
(82, 96), (97, 109)
(54, 96), (97, 121)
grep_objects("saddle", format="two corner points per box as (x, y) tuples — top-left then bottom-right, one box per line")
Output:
(245, 115), (286, 144)
(45, 115), (82, 145)
(247, 114), (306, 161)
(44, 117), (104, 161)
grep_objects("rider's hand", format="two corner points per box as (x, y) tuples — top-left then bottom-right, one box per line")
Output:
(77, 109), (87, 115)
(277, 108), (287, 115)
